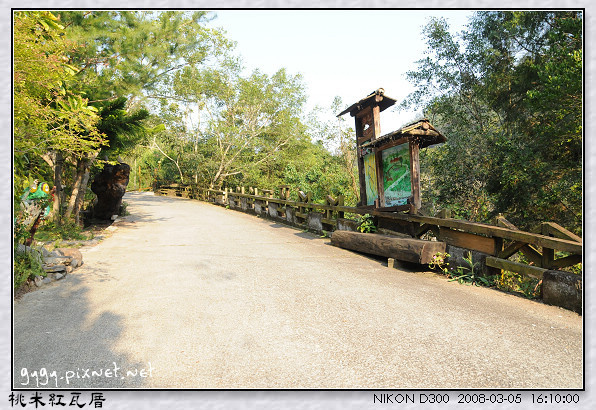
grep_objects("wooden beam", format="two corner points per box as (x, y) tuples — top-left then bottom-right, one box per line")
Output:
(550, 254), (582, 269)
(372, 212), (582, 254)
(406, 129), (440, 137)
(543, 222), (582, 243)
(519, 245), (542, 266)
(372, 104), (381, 139)
(331, 231), (446, 264)
(541, 223), (555, 269)
(438, 227), (497, 255)
(485, 256), (547, 280)
(372, 136), (409, 151)
(409, 141), (421, 209)
(499, 241), (527, 259)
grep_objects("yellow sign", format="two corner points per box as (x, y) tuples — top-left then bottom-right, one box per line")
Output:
(363, 153), (378, 205)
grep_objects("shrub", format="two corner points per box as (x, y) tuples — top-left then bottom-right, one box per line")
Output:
(357, 214), (377, 233)
(13, 248), (45, 289)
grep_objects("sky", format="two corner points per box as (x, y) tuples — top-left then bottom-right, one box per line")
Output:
(207, 9), (474, 134)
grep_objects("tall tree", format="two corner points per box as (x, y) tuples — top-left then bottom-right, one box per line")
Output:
(169, 65), (308, 188)
(53, 11), (225, 102)
(401, 11), (582, 232)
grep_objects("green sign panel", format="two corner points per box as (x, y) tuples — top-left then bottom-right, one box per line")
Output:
(381, 143), (411, 207)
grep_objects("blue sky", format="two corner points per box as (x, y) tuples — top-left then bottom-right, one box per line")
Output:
(208, 9), (474, 133)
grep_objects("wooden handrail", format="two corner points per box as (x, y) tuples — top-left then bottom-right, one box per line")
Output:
(372, 211), (582, 255)
(156, 184), (582, 256)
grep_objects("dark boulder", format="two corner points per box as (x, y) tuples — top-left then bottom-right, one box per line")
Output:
(90, 163), (130, 221)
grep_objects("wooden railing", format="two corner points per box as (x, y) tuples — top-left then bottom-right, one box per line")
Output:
(155, 184), (582, 280)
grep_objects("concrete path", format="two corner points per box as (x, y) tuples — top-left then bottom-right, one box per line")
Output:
(13, 192), (582, 389)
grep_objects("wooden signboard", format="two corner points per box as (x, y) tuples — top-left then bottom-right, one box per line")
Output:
(338, 89), (445, 213)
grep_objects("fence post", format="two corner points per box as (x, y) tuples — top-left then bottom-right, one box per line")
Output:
(541, 222), (555, 269)
(337, 195), (345, 219)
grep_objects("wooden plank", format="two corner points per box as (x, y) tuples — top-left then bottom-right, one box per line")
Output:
(407, 129), (441, 137)
(520, 244), (542, 267)
(372, 104), (381, 139)
(541, 223), (555, 269)
(438, 227), (497, 255)
(372, 212), (582, 254)
(330, 231), (446, 264)
(415, 223), (434, 237)
(499, 241), (528, 259)
(436, 209), (451, 219)
(321, 217), (337, 226)
(374, 136), (409, 152)
(550, 254), (582, 269)
(544, 222), (582, 243)
(495, 215), (518, 230)
(357, 154), (367, 206)
(375, 204), (411, 213)
(485, 256), (547, 280)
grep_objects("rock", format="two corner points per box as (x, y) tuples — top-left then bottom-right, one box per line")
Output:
(43, 264), (67, 273)
(55, 248), (83, 268)
(54, 273), (64, 280)
(43, 256), (72, 266)
(42, 277), (52, 284)
(307, 212), (323, 232)
(336, 218), (358, 232)
(89, 162), (131, 220)
(542, 270), (582, 314)
(65, 266), (73, 274)
(34, 276), (43, 287)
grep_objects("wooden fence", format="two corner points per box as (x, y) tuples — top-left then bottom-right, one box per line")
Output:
(155, 184), (582, 281)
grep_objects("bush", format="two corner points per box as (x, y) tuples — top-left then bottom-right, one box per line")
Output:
(13, 248), (45, 289)
(357, 214), (377, 233)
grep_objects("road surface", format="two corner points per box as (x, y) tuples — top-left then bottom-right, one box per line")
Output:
(13, 191), (582, 389)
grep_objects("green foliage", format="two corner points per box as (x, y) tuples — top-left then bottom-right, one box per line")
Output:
(13, 250), (45, 289)
(402, 11), (582, 234)
(34, 221), (88, 242)
(118, 201), (130, 217)
(357, 214), (377, 233)
(496, 270), (542, 299)
(13, 11), (106, 168)
(53, 11), (221, 100)
(429, 251), (450, 271)
(431, 251), (496, 287)
(94, 97), (151, 158)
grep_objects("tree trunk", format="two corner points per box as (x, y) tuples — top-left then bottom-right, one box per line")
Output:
(65, 158), (86, 220)
(65, 152), (98, 223)
(73, 167), (91, 226)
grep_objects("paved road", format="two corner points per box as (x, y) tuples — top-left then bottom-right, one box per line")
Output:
(13, 192), (582, 389)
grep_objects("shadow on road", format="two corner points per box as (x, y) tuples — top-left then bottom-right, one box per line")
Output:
(13, 271), (149, 389)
